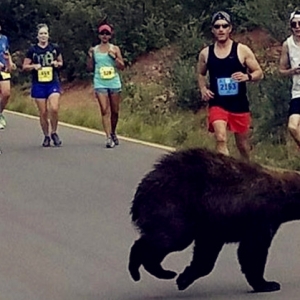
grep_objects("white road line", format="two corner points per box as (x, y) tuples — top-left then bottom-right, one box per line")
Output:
(5, 110), (176, 152)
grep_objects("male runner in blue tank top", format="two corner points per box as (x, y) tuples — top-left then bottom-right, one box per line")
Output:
(198, 11), (263, 161)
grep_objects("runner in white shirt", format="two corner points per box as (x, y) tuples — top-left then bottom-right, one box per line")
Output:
(279, 10), (300, 148)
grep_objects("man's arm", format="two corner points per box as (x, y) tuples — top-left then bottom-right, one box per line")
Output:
(279, 41), (300, 76)
(232, 44), (263, 82)
(243, 44), (263, 81)
(197, 47), (214, 101)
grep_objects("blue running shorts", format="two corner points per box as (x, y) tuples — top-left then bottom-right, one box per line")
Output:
(31, 82), (61, 99)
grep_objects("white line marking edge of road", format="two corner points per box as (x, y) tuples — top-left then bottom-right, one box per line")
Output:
(5, 110), (176, 152)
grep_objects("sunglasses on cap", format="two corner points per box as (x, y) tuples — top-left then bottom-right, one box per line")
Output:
(291, 21), (300, 28)
(99, 31), (111, 35)
(213, 23), (230, 29)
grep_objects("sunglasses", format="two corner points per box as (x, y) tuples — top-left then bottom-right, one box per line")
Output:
(99, 31), (111, 36)
(291, 21), (300, 28)
(213, 24), (230, 29)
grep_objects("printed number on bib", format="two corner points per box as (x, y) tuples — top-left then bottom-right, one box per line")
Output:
(217, 78), (238, 96)
(0, 72), (11, 80)
(38, 67), (53, 82)
(100, 67), (115, 80)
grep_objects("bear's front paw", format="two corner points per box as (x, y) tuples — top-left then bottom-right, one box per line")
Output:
(252, 281), (281, 293)
(176, 273), (194, 291)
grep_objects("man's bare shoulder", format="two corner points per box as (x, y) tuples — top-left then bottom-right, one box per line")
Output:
(237, 42), (254, 54)
(198, 46), (209, 60)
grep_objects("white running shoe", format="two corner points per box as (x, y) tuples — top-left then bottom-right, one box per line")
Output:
(106, 137), (115, 148)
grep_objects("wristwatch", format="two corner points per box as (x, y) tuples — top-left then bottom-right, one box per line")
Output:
(247, 73), (252, 81)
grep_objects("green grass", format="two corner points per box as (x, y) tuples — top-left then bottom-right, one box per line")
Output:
(6, 82), (300, 171)
(59, 107), (101, 130)
(8, 88), (37, 116)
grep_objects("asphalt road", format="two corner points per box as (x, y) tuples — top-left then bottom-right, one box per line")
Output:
(1, 112), (300, 300)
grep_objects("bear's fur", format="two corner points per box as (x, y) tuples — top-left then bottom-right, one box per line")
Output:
(128, 148), (300, 293)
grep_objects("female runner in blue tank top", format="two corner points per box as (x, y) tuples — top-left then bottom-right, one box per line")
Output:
(87, 21), (125, 148)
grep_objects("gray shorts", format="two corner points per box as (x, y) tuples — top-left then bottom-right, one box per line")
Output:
(94, 87), (121, 95)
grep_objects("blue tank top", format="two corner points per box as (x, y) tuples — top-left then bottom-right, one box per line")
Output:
(93, 44), (121, 89)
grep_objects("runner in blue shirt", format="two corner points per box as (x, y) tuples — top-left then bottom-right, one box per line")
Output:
(22, 23), (63, 147)
(0, 24), (16, 129)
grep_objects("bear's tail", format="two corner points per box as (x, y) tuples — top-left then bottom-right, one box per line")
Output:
(128, 238), (177, 281)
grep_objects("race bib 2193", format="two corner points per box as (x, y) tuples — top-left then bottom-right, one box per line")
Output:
(217, 78), (239, 96)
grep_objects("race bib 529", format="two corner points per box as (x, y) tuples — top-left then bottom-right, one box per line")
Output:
(99, 67), (115, 80)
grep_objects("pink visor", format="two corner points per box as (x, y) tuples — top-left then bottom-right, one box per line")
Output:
(98, 24), (112, 33)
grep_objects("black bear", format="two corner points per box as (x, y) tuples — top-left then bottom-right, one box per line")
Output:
(128, 148), (300, 293)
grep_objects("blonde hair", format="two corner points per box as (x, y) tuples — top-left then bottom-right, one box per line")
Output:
(37, 23), (49, 34)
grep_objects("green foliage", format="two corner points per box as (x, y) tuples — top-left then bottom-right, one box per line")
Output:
(168, 17), (209, 111)
(170, 58), (202, 111)
(176, 16), (207, 60)
(7, 89), (37, 115)
(2, 0), (260, 81)
(250, 70), (291, 145)
(231, 0), (299, 41)
(1, 0), (178, 80)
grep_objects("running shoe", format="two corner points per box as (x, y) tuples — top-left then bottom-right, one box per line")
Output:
(42, 136), (51, 147)
(0, 114), (6, 129)
(51, 132), (62, 147)
(111, 133), (119, 146)
(106, 137), (115, 148)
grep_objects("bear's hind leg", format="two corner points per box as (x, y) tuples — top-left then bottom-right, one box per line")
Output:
(177, 236), (224, 291)
(238, 232), (280, 293)
(129, 237), (178, 281)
